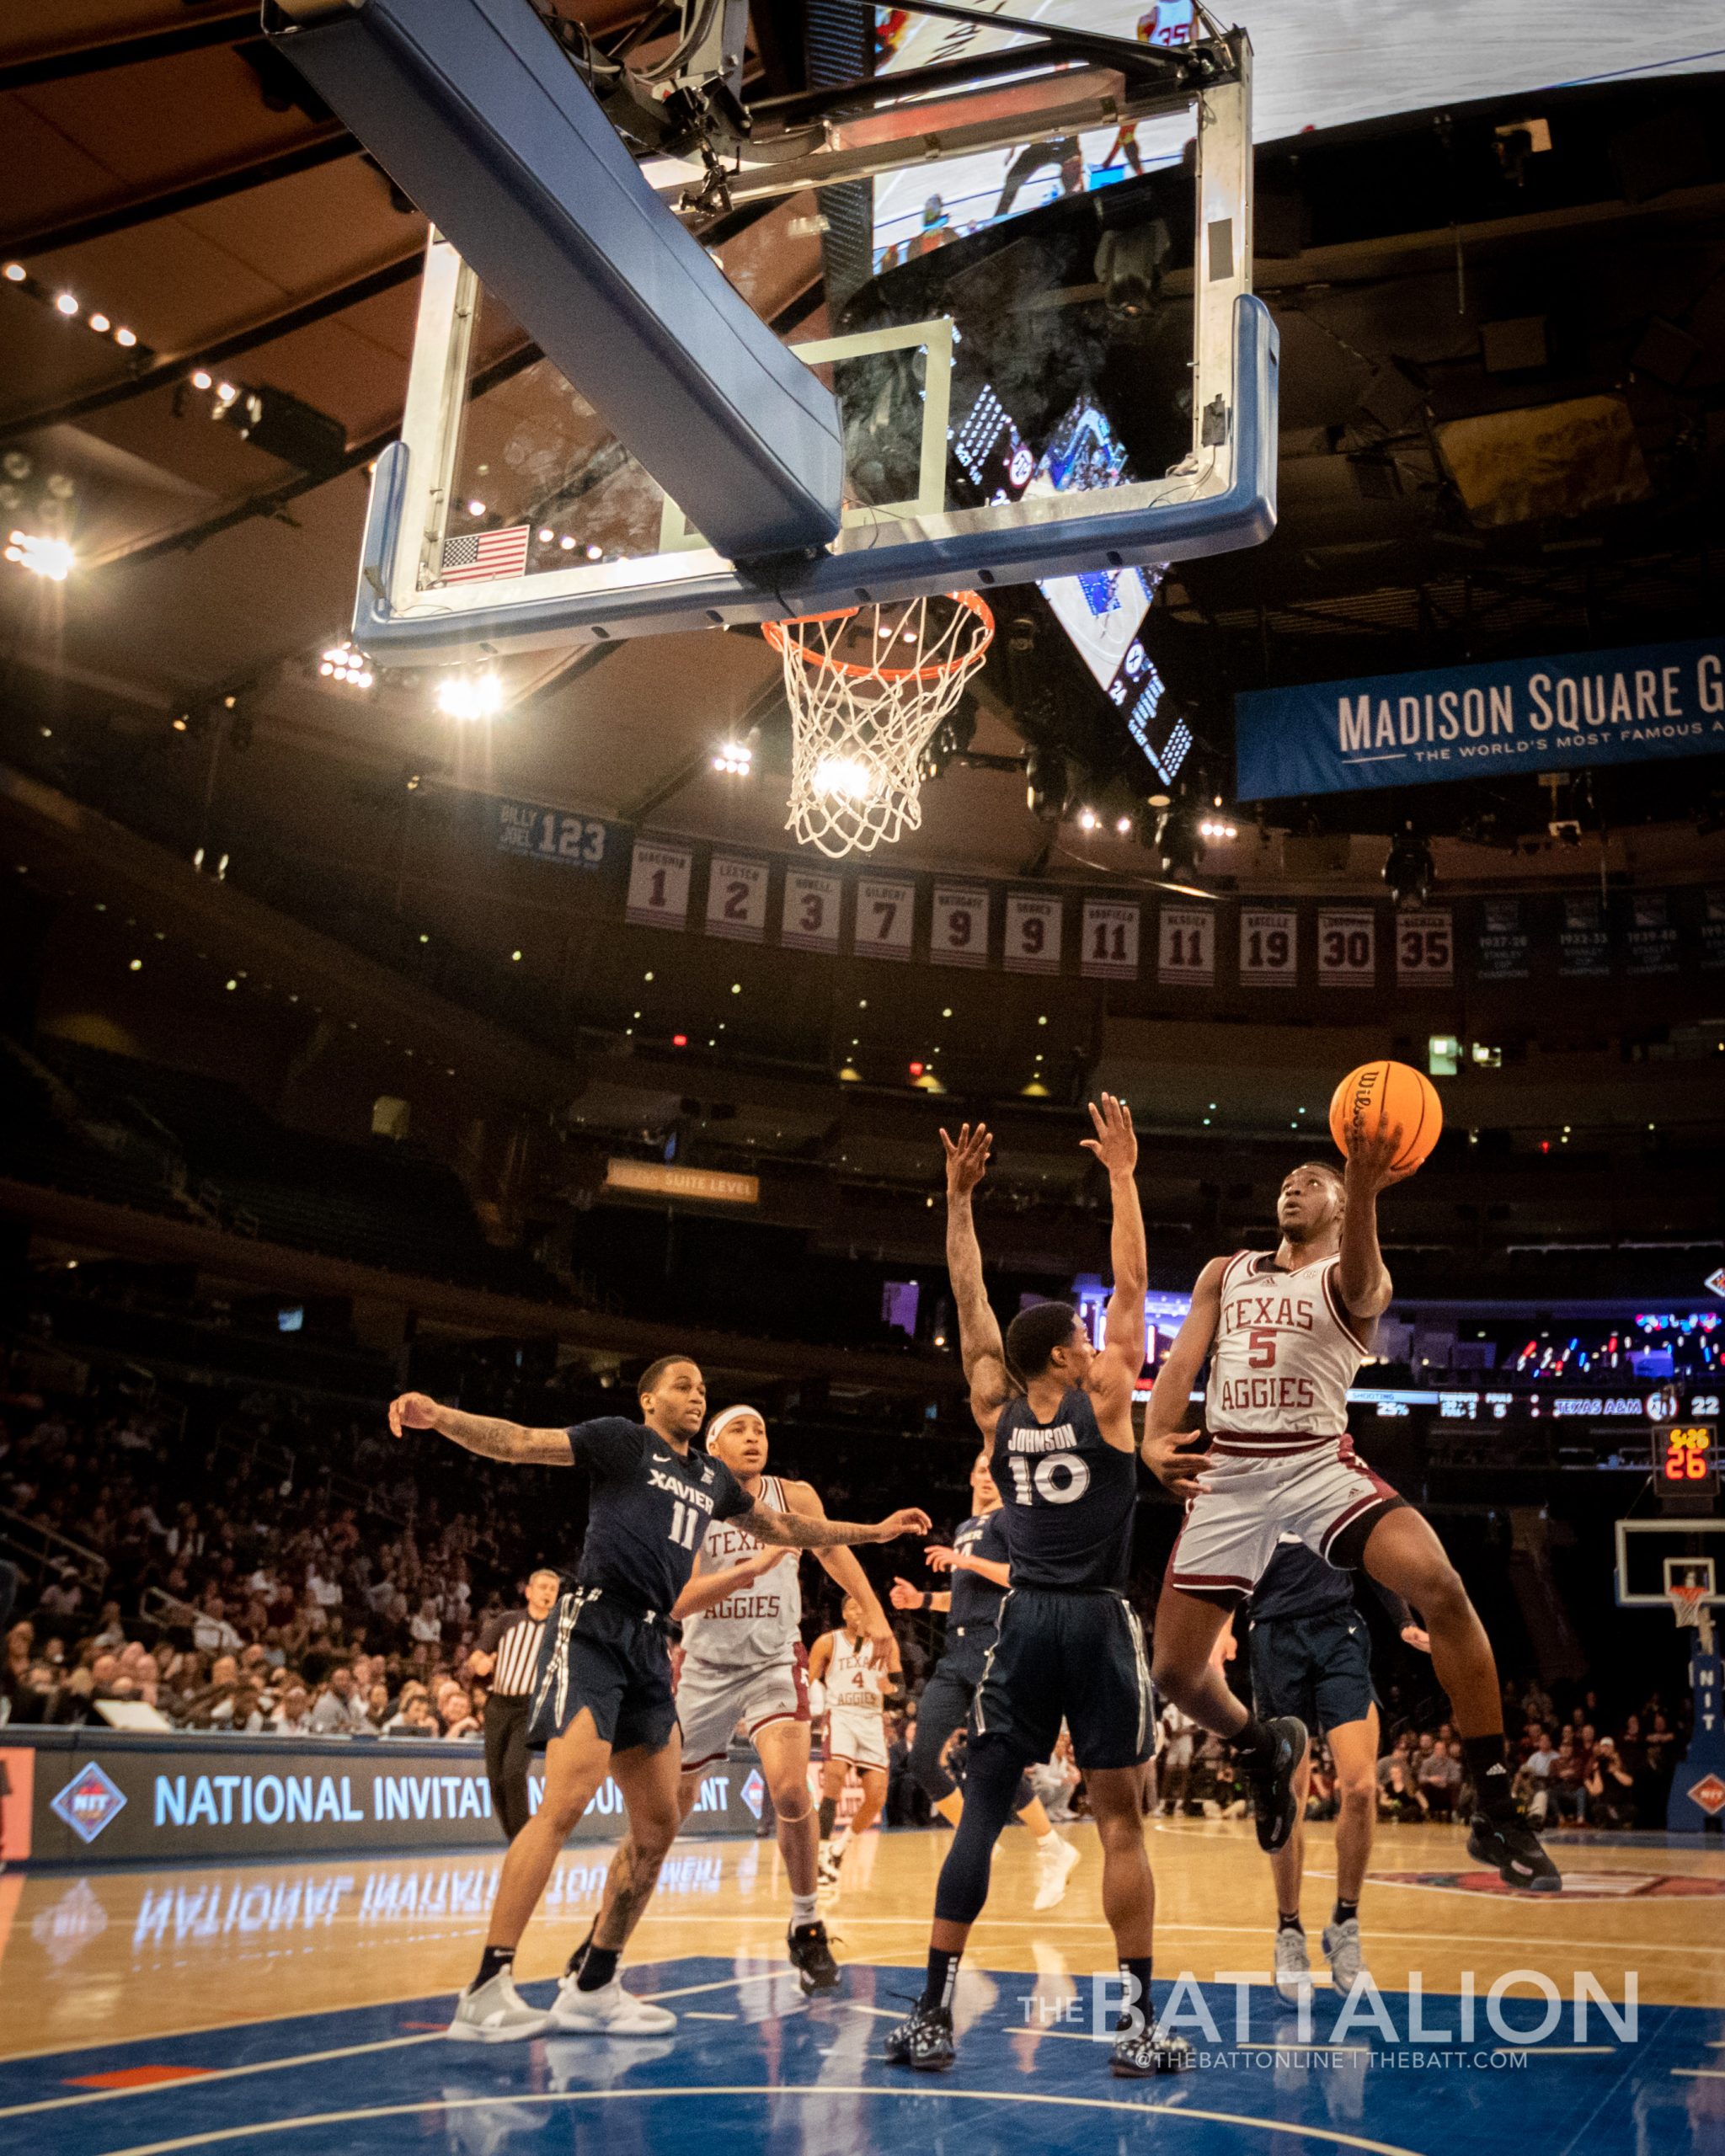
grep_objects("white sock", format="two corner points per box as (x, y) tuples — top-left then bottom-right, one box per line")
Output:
(791, 1892), (820, 1927)
(1033, 1826), (1056, 1847)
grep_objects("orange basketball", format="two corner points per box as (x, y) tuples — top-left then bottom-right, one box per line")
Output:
(1328, 1059), (1443, 1173)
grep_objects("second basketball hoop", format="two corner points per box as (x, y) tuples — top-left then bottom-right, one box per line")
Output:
(769, 593), (994, 859)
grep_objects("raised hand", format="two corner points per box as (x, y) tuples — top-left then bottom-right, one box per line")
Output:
(923, 1544), (961, 1574)
(1141, 1428), (1208, 1502)
(1341, 1118), (1416, 1194)
(940, 1121), (992, 1199)
(874, 1507), (934, 1542)
(387, 1392), (442, 1439)
(1080, 1091), (1137, 1178)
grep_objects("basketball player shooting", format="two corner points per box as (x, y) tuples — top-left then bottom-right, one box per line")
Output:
(1143, 1113), (1561, 1894)
(387, 1361), (929, 2041)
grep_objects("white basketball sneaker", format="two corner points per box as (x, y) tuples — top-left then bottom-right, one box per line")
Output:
(1031, 1834), (1081, 1911)
(1322, 1916), (1366, 1993)
(1273, 1923), (1312, 2005)
(446, 1970), (551, 2043)
(543, 1972), (677, 2036)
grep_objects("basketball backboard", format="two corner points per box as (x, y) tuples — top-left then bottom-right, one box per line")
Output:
(343, 19), (1275, 663)
(1615, 1518), (1725, 1609)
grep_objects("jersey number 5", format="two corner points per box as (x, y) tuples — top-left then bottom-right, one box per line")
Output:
(1007, 1453), (1091, 1506)
(667, 1501), (702, 1549)
(1247, 1329), (1278, 1369)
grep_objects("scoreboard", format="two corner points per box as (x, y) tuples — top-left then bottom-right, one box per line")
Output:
(1659, 1423), (1718, 1489)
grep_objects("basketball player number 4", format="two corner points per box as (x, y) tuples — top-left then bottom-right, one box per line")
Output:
(1007, 1453), (1091, 1505)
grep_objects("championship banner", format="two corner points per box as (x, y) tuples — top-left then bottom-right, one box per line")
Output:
(931, 884), (991, 968)
(1239, 906), (1297, 986)
(1236, 635), (1725, 799)
(1003, 892), (1062, 974)
(1558, 894), (1611, 977)
(1081, 898), (1140, 980)
(1474, 898), (1528, 982)
(782, 868), (842, 953)
(494, 797), (612, 870)
(1157, 905), (1215, 986)
(625, 838), (692, 929)
(1626, 890), (1680, 975)
(854, 875), (916, 961)
(1703, 890), (1725, 971)
(1317, 908), (1377, 988)
(705, 855), (768, 942)
(1394, 909), (1454, 989)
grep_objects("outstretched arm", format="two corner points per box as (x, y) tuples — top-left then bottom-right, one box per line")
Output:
(1337, 1122), (1407, 1322)
(926, 1545), (1012, 1590)
(1081, 1093), (1147, 1451)
(670, 1545), (790, 1620)
(387, 1392), (572, 1465)
(732, 1501), (931, 1550)
(941, 1122), (1012, 1438)
(1140, 1256), (1226, 1498)
(891, 1577), (952, 1613)
(783, 1479), (896, 1666)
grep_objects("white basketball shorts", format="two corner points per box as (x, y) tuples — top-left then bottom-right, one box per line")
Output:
(826, 1705), (889, 1772)
(675, 1646), (809, 1772)
(1167, 1433), (1403, 1604)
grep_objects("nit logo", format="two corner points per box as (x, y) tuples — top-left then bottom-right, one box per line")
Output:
(51, 1763), (128, 1845)
(740, 1769), (766, 1821)
(1689, 1773), (1725, 1817)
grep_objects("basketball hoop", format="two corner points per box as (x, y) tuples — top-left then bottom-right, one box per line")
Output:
(1669, 1582), (1717, 1655)
(767, 593), (994, 859)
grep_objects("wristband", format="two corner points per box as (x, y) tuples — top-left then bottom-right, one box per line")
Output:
(921, 1591), (932, 1610)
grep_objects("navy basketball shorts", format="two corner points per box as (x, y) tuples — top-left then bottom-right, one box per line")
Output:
(1247, 1607), (1375, 1735)
(526, 1588), (678, 1755)
(970, 1586), (1153, 1773)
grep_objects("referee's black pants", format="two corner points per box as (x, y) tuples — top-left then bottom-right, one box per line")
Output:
(483, 1692), (532, 1841)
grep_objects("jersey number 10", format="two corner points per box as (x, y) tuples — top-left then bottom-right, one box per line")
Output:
(1007, 1453), (1091, 1505)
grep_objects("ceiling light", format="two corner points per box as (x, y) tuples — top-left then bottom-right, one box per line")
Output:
(88, 312), (109, 334)
(55, 293), (78, 317)
(435, 671), (505, 721)
(3, 264), (23, 283)
(558, 535), (577, 551)
(192, 370), (213, 390)
(585, 543), (603, 560)
(466, 499), (486, 517)
(1077, 807), (1099, 832)
(814, 753), (876, 802)
(537, 527), (555, 544)
(319, 640), (373, 690)
(4, 531), (73, 581)
(712, 740), (752, 776)
(1115, 815), (1133, 835)
(115, 328), (136, 347)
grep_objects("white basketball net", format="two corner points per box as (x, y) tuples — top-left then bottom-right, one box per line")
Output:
(768, 593), (994, 859)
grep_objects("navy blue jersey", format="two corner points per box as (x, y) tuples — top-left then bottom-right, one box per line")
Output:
(991, 1387), (1136, 1592)
(565, 1418), (750, 1614)
(948, 1508), (1011, 1629)
(1250, 1534), (1413, 1627)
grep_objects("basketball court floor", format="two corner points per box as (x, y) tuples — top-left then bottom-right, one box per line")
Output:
(3, 1818), (1721, 2156)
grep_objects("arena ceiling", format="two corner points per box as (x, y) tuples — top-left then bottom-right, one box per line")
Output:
(3, 5), (1724, 899)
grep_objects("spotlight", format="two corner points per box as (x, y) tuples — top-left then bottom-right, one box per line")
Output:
(88, 312), (109, 334)
(1383, 826), (1434, 910)
(319, 640), (374, 690)
(55, 293), (78, 317)
(4, 531), (73, 581)
(192, 370), (213, 391)
(814, 753), (876, 802)
(711, 739), (753, 776)
(435, 671), (505, 720)
(1076, 807), (1099, 832)
(3, 264), (23, 283)
(115, 328), (136, 347)
(1115, 814), (1134, 835)
(1198, 814), (1239, 840)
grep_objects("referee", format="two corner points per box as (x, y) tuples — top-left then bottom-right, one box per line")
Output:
(470, 1570), (558, 1840)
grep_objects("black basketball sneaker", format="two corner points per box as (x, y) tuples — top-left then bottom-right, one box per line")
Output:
(1467, 1810), (1562, 1892)
(1111, 2025), (1195, 2078)
(788, 1919), (841, 1993)
(884, 2000), (956, 2070)
(1246, 1715), (1308, 1854)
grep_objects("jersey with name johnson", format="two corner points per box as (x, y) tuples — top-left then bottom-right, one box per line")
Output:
(991, 1385), (1135, 1592)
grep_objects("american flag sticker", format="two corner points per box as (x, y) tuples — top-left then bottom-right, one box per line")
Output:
(441, 525), (531, 584)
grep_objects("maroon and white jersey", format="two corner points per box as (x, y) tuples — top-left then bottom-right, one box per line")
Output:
(680, 1472), (802, 1670)
(1204, 1250), (1367, 1441)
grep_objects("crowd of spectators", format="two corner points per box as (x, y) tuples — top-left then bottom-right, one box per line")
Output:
(0, 1369), (1700, 1838)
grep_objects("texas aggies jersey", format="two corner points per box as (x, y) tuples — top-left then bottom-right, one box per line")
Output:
(1204, 1251), (1369, 1437)
(680, 1472), (802, 1670)
(827, 1627), (889, 1715)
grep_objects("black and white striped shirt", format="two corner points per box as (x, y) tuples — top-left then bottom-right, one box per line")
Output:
(478, 1609), (547, 1697)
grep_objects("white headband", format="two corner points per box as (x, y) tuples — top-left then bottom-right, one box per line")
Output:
(708, 1404), (764, 1444)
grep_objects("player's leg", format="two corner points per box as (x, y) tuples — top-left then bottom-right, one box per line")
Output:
(1320, 1709), (1379, 1990)
(1354, 1506), (1558, 1889)
(908, 1659), (973, 1827)
(547, 1731), (683, 2035)
(1268, 1746), (1314, 1999)
(451, 1709), (612, 2041)
(846, 1764), (889, 1837)
(1248, 1614), (1317, 2004)
(754, 1716), (841, 1991)
(1151, 1579), (1306, 1854)
(1022, 1780), (1080, 1908)
(817, 1745), (849, 1881)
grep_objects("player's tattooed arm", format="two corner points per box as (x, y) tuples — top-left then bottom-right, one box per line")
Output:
(941, 1121), (1013, 1437)
(1140, 1254), (1226, 1499)
(785, 1480), (895, 1664)
(734, 1502), (932, 1550)
(387, 1392), (573, 1465)
(1083, 1092), (1148, 1451)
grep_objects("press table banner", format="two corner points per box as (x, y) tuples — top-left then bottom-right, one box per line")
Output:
(1235, 636), (1725, 800)
(3, 1731), (760, 1865)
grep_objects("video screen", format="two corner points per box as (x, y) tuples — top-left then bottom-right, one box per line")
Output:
(871, 0), (1723, 268)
